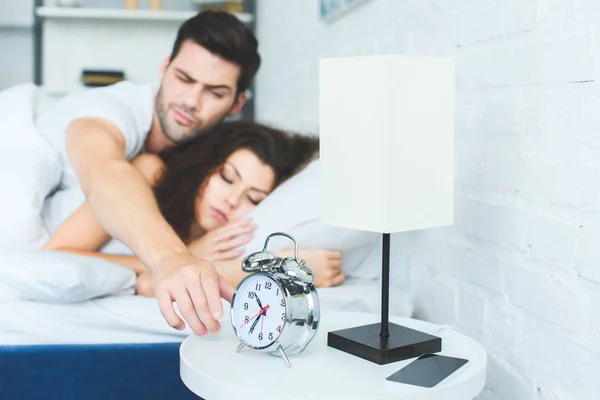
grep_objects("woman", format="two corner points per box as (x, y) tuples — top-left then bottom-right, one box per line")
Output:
(44, 121), (345, 295)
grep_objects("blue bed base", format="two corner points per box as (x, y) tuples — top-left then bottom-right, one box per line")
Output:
(0, 342), (202, 400)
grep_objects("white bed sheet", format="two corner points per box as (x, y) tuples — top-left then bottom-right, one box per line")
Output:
(0, 279), (413, 345)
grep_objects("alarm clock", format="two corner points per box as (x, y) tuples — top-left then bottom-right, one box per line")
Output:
(230, 232), (320, 368)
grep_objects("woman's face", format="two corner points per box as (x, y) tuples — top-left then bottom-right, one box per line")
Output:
(196, 149), (275, 231)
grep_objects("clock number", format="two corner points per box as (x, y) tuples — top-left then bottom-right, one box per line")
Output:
(280, 299), (285, 307)
(244, 316), (249, 323)
(258, 333), (263, 341)
(248, 291), (255, 299)
(276, 288), (280, 296)
(265, 281), (272, 290)
(276, 326), (281, 333)
(243, 302), (248, 310)
(268, 332), (273, 340)
(281, 312), (286, 321)
(255, 282), (261, 291)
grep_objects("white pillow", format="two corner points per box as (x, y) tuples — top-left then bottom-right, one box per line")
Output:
(242, 159), (380, 278)
(0, 83), (47, 148)
(0, 84), (62, 250)
(284, 220), (380, 279)
(0, 250), (136, 303)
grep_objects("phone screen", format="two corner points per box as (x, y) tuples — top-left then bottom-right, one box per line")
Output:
(386, 353), (468, 388)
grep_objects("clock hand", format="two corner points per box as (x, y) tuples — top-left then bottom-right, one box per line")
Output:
(254, 293), (263, 309)
(250, 304), (272, 335)
(255, 294), (268, 317)
(261, 312), (264, 335)
(240, 305), (270, 328)
(248, 314), (261, 334)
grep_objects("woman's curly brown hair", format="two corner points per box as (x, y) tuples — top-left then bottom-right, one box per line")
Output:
(154, 120), (319, 243)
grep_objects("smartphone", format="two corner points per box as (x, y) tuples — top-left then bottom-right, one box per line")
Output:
(386, 353), (469, 388)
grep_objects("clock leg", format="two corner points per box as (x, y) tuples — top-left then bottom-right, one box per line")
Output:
(278, 345), (291, 368)
(236, 343), (245, 353)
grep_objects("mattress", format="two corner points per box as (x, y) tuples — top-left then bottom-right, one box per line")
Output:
(0, 278), (413, 345)
(0, 279), (412, 400)
(0, 342), (200, 400)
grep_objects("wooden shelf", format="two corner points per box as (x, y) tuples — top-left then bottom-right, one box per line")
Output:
(35, 6), (253, 24)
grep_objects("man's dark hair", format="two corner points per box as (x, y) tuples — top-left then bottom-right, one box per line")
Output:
(170, 10), (261, 95)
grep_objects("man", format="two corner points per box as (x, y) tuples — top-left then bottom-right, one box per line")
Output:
(36, 11), (261, 336)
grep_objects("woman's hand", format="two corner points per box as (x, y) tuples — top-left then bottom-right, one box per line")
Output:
(188, 219), (256, 262)
(136, 271), (154, 297)
(279, 248), (345, 287)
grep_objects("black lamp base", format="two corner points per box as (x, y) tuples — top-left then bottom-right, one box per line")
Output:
(327, 322), (442, 365)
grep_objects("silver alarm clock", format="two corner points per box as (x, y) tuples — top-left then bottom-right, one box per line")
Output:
(230, 232), (320, 368)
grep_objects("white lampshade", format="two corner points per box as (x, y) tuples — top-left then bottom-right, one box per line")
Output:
(319, 55), (455, 234)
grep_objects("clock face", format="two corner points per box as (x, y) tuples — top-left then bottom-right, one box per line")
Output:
(231, 274), (287, 349)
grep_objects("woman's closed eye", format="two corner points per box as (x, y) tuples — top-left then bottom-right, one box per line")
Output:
(247, 196), (263, 206)
(220, 171), (234, 184)
(220, 172), (265, 205)
(247, 188), (268, 206)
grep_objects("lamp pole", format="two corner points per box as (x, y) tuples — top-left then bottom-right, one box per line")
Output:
(381, 233), (390, 337)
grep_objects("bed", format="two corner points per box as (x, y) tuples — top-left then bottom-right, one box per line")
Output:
(0, 296), (199, 399)
(0, 280), (412, 399)
(0, 84), (413, 399)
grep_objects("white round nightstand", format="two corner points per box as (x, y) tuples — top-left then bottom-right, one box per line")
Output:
(180, 311), (487, 400)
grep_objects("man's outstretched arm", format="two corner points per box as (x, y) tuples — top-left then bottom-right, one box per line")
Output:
(66, 117), (234, 335)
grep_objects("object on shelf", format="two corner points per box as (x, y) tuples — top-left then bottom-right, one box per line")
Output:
(80, 69), (126, 87)
(56, 0), (80, 6)
(124, 0), (138, 10)
(148, 0), (163, 10)
(194, 0), (245, 13)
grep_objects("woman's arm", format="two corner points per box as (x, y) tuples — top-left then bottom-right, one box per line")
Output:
(43, 197), (148, 274)
(51, 248), (147, 274)
(139, 247), (345, 297)
(212, 258), (249, 288)
(44, 154), (165, 276)
(212, 248), (345, 289)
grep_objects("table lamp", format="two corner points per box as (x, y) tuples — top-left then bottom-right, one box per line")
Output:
(319, 55), (455, 365)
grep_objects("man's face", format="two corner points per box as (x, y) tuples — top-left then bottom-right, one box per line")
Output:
(156, 40), (246, 144)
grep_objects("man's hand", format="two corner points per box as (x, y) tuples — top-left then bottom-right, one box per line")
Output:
(65, 118), (233, 336)
(153, 253), (235, 336)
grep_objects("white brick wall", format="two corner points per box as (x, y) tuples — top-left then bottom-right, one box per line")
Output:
(255, 0), (600, 398)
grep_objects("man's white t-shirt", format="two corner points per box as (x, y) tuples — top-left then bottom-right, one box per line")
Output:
(38, 81), (155, 254)
(36, 81), (155, 189)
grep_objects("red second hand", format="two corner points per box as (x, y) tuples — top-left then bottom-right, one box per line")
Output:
(240, 304), (270, 328)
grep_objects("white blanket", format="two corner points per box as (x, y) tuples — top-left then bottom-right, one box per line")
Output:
(0, 83), (62, 251)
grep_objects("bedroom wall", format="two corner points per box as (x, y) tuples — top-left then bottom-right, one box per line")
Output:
(0, 0), (198, 90)
(0, 28), (34, 90)
(254, 1), (600, 399)
(0, 2), (34, 90)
